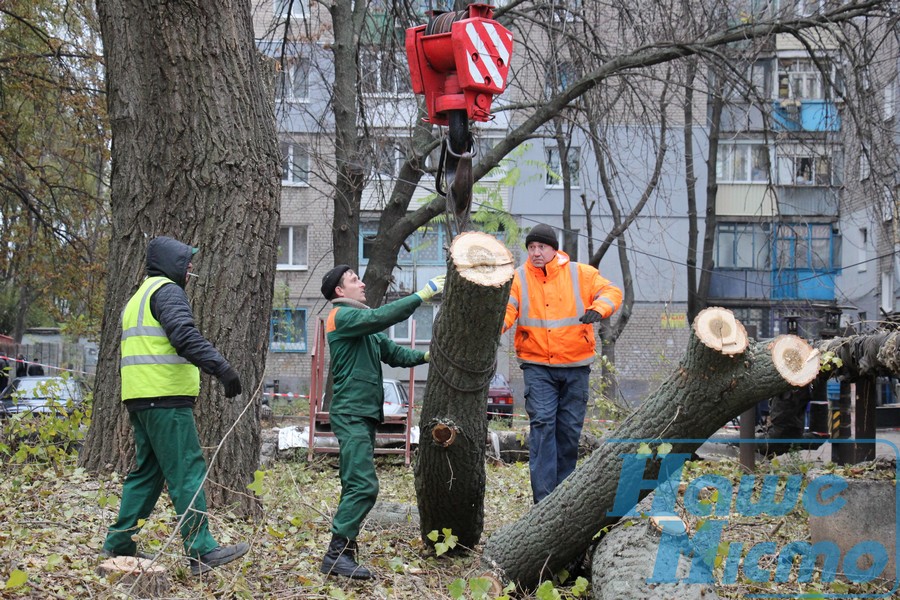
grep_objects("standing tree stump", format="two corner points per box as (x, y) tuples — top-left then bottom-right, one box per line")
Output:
(97, 556), (170, 598)
(415, 232), (514, 549)
(482, 307), (822, 589)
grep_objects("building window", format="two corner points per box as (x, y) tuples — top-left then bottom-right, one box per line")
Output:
(717, 144), (770, 183)
(858, 228), (868, 272)
(774, 223), (836, 270)
(274, 0), (308, 18)
(546, 146), (580, 188)
(280, 141), (309, 185)
(277, 225), (308, 269)
(360, 221), (445, 266)
(359, 48), (412, 96)
(270, 308), (307, 352)
(715, 223), (770, 269)
(276, 58), (309, 102)
(390, 304), (437, 343)
(776, 153), (832, 186)
(474, 137), (505, 179)
(884, 79), (896, 121)
(859, 153), (870, 180)
(545, 59), (579, 98)
(777, 58), (826, 100)
(371, 142), (407, 178)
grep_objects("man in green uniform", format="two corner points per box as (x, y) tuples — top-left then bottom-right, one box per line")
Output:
(102, 236), (248, 575)
(319, 264), (444, 579)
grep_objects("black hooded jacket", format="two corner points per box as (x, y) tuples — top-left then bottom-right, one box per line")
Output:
(125, 236), (232, 411)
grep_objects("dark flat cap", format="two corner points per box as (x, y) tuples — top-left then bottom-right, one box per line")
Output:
(525, 223), (559, 251)
(321, 264), (353, 300)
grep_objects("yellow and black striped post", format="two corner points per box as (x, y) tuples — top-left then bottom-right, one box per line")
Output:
(830, 380), (853, 465)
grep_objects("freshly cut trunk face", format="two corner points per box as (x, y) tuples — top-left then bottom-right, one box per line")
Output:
(449, 231), (515, 287)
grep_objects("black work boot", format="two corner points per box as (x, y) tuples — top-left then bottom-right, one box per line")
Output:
(320, 535), (373, 579)
(189, 542), (250, 576)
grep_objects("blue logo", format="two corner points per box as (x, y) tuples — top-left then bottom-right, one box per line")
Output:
(606, 438), (899, 598)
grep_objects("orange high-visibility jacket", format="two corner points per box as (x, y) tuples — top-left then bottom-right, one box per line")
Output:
(504, 250), (622, 368)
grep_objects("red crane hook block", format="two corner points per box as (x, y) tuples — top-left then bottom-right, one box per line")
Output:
(405, 3), (513, 126)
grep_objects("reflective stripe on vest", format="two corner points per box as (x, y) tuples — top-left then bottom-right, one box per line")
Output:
(515, 263), (594, 368)
(120, 276), (200, 400)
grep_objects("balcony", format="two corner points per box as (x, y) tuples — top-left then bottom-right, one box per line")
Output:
(771, 99), (840, 132)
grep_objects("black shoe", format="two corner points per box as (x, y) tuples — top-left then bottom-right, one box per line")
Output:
(189, 542), (250, 576)
(320, 535), (373, 580)
(100, 549), (156, 560)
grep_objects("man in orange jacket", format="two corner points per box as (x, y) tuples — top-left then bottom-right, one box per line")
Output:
(504, 223), (622, 503)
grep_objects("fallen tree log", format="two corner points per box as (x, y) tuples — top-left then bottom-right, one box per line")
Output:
(590, 494), (721, 600)
(414, 232), (514, 549)
(819, 331), (900, 378)
(481, 307), (822, 589)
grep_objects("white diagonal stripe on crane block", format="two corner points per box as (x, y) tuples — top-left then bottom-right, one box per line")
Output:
(483, 22), (510, 64)
(465, 22), (503, 88)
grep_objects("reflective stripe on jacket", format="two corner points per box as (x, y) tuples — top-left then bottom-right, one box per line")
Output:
(504, 250), (622, 368)
(121, 276), (200, 400)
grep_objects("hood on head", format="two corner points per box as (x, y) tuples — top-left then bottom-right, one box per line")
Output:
(146, 236), (194, 287)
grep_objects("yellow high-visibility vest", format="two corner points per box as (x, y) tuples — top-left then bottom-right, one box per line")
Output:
(120, 276), (200, 400)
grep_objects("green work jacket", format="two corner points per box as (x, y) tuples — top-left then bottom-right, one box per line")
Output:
(325, 294), (427, 420)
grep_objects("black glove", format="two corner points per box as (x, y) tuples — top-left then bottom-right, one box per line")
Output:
(579, 309), (604, 324)
(219, 367), (242, 398)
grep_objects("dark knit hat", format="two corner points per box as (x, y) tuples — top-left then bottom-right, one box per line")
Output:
(321, 264), (353, 300)
(525, 224), (559, 251)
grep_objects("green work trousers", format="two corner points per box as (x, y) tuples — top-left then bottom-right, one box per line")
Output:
(330, 414), (379, 540)
(103, 407), (218, 558)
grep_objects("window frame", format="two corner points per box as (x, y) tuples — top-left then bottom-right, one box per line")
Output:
(773, 223), (837, 271)
(775, 152), (834, 186)
(274, 0), (308, 18)
(545, 145), (581, 189)
(359, 47), (413, 98)
(277, 225), (309, 270)
(276, 57), (310, 103)
(360, 221), (446, 266)
(390, 304), (438, 343)
(776, 57), (827, 100)
(269, 307), (308, 353)
(716, 143), (771, 184)
(280, 141), (310, 186)
(715, 222), (771, 270)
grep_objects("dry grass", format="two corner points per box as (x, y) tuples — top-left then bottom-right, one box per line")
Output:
(0, 438), (897, 598)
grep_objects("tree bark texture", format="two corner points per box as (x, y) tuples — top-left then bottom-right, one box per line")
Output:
(415, 232), (514, 549)
(820, 331), (900, 379)
(481, 308), (819, 589)
(590, 494), (720, 600)
(79, 0), (280, 519)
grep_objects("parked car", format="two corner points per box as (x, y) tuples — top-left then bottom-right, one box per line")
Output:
(382, 378), (411, 418)
(487, 372), (514, 420)
(0, 376), (86, 418)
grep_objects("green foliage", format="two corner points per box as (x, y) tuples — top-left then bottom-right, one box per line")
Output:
(588, 354), (625, 424)
(819, 350), (843, 373)
(0, 0), (109, 338)
(0, 377), (91, 467)
(247, 469), (267, 497)
(3, 569), (28, 590)
(426, 527), (458, 556)
(0, 376), (92, 468)
(470, 146), (525, 249)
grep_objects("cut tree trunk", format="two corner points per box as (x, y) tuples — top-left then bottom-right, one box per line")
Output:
(415, 232), (514, 549)
(481, 307), (822, 589)
(97, 556), (170, 598)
